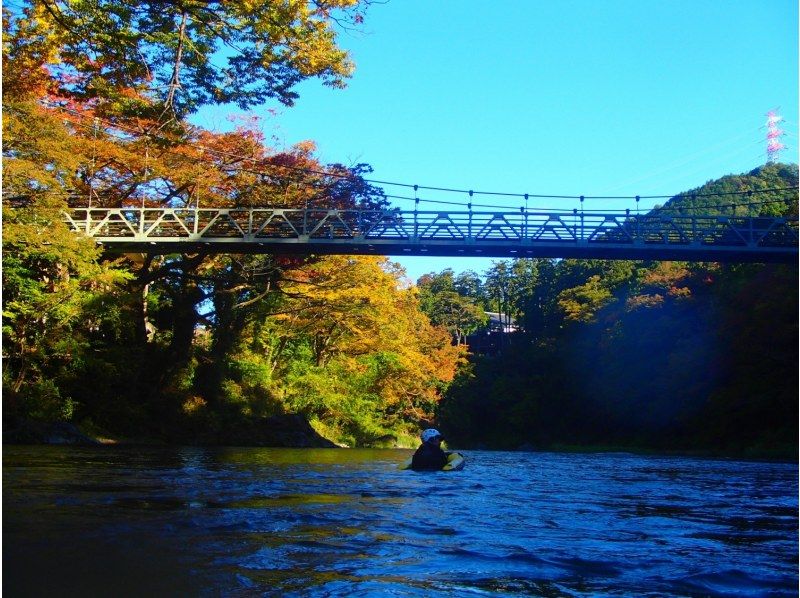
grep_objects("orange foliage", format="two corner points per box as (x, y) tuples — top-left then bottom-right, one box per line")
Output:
(641, 262), (693, 299)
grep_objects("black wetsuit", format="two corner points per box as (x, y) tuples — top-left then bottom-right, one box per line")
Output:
(411, 442), (448, 471)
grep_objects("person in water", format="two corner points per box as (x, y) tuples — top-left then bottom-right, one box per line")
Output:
(411, 428), (449, 470)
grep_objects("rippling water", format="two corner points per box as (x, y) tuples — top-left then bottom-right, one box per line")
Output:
(3, 446), (797, 597)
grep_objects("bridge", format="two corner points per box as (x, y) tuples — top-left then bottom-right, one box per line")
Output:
(64, 207), (799, 263)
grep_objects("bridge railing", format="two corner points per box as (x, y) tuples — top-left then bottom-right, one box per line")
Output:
(64, 207), (799, 248)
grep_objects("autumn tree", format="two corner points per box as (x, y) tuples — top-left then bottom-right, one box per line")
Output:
(23, 0), (370, 121)
(210, 256), (465, 445)
(3, 0), (415, 447)
(2, 103), (130, 420)
(437, 164), (798, 455)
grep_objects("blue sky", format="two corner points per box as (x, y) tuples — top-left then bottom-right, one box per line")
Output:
(196, 0), (799, 282)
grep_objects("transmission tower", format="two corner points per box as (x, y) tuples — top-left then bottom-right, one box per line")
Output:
(765, 109), (786, 164)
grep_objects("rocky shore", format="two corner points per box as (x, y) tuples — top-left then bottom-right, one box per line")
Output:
(3, 414), (339, 448)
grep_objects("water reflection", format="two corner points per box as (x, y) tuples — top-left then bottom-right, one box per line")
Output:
(4, 446), (797, 597)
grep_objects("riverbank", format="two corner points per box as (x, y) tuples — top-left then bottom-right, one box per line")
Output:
(4, 417), (795, 463)
(2, 414), (341, 449)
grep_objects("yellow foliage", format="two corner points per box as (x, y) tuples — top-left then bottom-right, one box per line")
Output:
(182, 396), (208, 415)
(557, 275), (614, 323)
(275, 255), (464, 419)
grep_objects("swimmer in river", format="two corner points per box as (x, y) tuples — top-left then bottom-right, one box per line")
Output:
(411, 428), (449, 470)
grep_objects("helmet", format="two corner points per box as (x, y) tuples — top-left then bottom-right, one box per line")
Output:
(421, 428), (442, 443)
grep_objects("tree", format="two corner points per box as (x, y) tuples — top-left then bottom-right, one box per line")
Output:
(483, 261), (514, 350)
(556, 275), (614, 323)
(507, 259), (539, 329)
(655, 163), (798, 219)
(416, 269), (454, 311)
(4, 0), (470, 449)
(513, 258), (559, 337)
(2, 103), (130, 418)
(427, 291), (487, 346)
(453, 270), (484, 301)
(22, 0), (372, 120)
(417, 270), (487, 345)
(247, 256), (464, 444)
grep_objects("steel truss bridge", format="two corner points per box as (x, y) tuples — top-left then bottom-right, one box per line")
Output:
(65, 207), (799, 263)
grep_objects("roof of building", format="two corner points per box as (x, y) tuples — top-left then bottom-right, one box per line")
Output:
(484, 312), (517, 326)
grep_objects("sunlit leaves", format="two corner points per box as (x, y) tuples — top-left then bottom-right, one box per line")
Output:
(265, 255), (464, 439)
(557, 275), (614, 323)
(2, 189), (131, 415)
(21, 0), (369, 118)
(1, 0), (442, 447)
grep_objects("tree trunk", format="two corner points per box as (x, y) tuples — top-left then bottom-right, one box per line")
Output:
(168, 287), (200, 367)
(202, 286), (248, 403)
(137, 282), (154, 344)
(163, 11), (187, 112)
(133, 255), (157, 345)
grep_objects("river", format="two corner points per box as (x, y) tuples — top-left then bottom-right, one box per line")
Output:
(3, 446), (797, 597)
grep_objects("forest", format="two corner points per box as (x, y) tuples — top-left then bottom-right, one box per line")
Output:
(425, 163), (798, 458)
(2, 2), (797, 456)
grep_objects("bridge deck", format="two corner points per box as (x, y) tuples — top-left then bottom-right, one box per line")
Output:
(65, 207), (799, 263)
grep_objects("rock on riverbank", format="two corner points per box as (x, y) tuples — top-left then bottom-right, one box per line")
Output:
(3, 418), (102, 446)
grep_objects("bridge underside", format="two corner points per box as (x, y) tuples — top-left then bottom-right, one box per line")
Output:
(100, 238), (796, 263)
(66, 207), (799, 264)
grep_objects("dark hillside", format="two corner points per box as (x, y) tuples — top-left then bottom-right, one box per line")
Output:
(438, 164), (798, 458)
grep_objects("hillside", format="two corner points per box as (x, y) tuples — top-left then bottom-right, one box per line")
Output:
(436, 164), (798, 458)
(657, 162), (798, 217)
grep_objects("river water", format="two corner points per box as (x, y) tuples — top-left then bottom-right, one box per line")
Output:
(3, 446), (797, 597)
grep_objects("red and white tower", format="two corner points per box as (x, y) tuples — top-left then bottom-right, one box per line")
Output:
(765, 109), (786, 164)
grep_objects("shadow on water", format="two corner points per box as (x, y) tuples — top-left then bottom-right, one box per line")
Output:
(3, 446), (798, 597)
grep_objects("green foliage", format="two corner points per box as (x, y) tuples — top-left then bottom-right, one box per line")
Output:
(418, 270), (488, 344)
(438, 165), (798, 458)
(425, 291), (487, 344)
(281, 354), (389, 447)
(2, 102), (132, 422)
(657, 163), (798, 218)
(2, 0), (460, 449)
(453, 270), (484, 300)
(22, 379), (74, 421)
(19, 0), (370, 117)
(557, 275), (614, 323)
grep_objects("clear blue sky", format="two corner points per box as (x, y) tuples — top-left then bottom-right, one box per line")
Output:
(195, 0), (799, 283)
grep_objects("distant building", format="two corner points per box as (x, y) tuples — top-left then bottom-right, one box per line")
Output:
(466, 312), (518, 355)
(483, 312), (518, 334)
